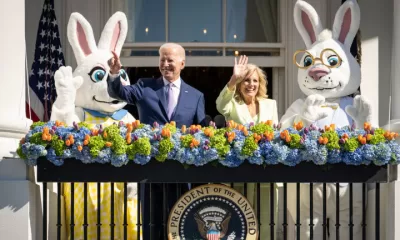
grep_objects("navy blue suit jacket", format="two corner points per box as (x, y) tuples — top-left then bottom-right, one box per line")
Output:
(108, 76), (206, 127)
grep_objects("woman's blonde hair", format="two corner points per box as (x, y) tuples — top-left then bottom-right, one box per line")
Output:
(234, 63), (268, 102)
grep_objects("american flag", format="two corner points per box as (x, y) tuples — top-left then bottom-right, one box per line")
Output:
(26, 0), (64, 122)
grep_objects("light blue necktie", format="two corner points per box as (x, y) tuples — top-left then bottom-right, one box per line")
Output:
(166, 83), (176, 119)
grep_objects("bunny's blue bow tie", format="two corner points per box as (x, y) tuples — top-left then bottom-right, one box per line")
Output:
(83, 108), (128, 120)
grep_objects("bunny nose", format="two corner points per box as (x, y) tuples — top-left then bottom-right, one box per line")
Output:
(308, 68), (329, 81)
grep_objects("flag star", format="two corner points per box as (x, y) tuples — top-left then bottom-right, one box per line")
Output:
(47, 18), (51, 25)
(44, 56), (48, 62)
(39, 43), (45, 51)
(50, 58), (55, 65)
(41, 17), (46, 25)
(40, 30), (46, 38)
(30, 69), (35, 76)
(51, 19), (57, 26)
(50, 71), (54, 77)
(57, 59), (63, 66)
(47, 4), (52, 10)
(38, 69), (44, 77)
(52, 32), (57, 39)
(43, 4), (47, 11)
(57, 46), (62, 54)
(43, 94), (49, 101)
(51, 45), (56, 52)
(39, 56), (44, 63)
(36, 81), (43, 90)
(44, 81), (50, 89)
(47, 31), (51, 37)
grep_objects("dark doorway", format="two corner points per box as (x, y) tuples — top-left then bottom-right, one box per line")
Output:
(125, 67), (273, 121)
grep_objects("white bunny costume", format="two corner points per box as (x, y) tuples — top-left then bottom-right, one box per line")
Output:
(50, 12), (139, 240)
(280, 1), (371, 239)
(50, 12), (135, 126)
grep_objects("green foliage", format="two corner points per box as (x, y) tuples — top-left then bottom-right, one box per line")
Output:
(288, 134), (303, 149)
(321, 131), (340, 150)
(344, 137), (360, 152)
(155, 138), (174, 162)
(241, 136), (258, 156)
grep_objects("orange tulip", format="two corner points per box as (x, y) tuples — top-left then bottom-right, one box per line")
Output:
(364, 122), (371, 131)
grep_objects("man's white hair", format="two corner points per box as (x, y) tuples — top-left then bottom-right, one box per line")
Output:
(159, 42), (186, 60)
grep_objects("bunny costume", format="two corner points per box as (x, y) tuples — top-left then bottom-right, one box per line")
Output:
(50, 12), (139, 239)
(280, 1), (372, 239)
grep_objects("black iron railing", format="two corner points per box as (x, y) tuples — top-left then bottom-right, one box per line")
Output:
(37, 157), (396, 240)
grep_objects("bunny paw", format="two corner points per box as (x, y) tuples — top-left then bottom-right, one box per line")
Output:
(300, 94), (330, 124)
(345, 95), (372, 129)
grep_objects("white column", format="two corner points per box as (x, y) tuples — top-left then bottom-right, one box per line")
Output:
(391, 0), (400, 120)
(385, 1), (400, 239)
(0, 0), (38, 239)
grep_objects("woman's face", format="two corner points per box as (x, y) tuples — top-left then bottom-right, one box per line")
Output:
(240, 71), (259, 99)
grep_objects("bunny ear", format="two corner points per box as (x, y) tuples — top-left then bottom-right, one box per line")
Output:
(98, 11), (128, 56)
(332, 0), (360, 49)
(67, 13), (97, 65)
(294, 0), (323, 49)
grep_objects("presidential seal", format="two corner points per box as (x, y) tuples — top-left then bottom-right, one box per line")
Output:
(168, 184), (258, 240)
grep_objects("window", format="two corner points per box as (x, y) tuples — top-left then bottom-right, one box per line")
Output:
(120, 0), (278, 43)
(227, 0), (278, 43)
(126, 0), (165, 42)
(168, 0), (223, 42)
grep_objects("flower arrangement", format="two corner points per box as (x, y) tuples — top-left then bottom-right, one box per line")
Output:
(16, 120), (400, 168)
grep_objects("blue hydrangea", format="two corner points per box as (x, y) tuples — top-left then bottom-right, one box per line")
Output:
(264, 143), (289, 165)
(219, 150), (244, 167)
(285, 127), (299, 134)
(301, 138), (319, 162)
(388, 141), (400, 163)
(283, 148), (301, 166)
(313, 146), (328, 165)
(47, 148), (64, 166)
(373, 143), (392, 165)
(327, 149), (341, 164)
(94, 148), (112, 164)
(361, 144), (375, 164)
(248, 148), (263, 165)
(74, 146), (93, 163)
(133, 154), (151, 165)
(111, 154), (129, 167)
(200, 147), (219, 164)
(55, 126), (75, 140)
(342, 148), (363, 165)
(27, 144), (47, 160)
(259, 141), (273, 163)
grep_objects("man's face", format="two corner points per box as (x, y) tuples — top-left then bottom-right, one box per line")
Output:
(159, 47), (185, 81)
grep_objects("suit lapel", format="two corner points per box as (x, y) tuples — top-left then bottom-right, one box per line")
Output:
(172, 80), (189, 120)
(155, 77), (169, 118)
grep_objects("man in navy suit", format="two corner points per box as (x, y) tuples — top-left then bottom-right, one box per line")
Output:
(107, 43), (205, 127)
(107, 43), (206, 239)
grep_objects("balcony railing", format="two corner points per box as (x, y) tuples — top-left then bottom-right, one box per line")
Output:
(37, 157), (397, 240)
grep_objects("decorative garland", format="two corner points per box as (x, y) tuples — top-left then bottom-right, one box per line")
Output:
(16, 120), (400, 168)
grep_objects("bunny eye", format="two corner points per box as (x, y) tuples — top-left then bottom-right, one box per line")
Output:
(88, 67), (106, 83)
(303, 55), (313, 67)
(327, 55), (340, 67)
(119, 69), (128, 81)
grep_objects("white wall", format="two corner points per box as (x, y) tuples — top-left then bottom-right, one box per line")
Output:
(358, 0), (393, 126)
